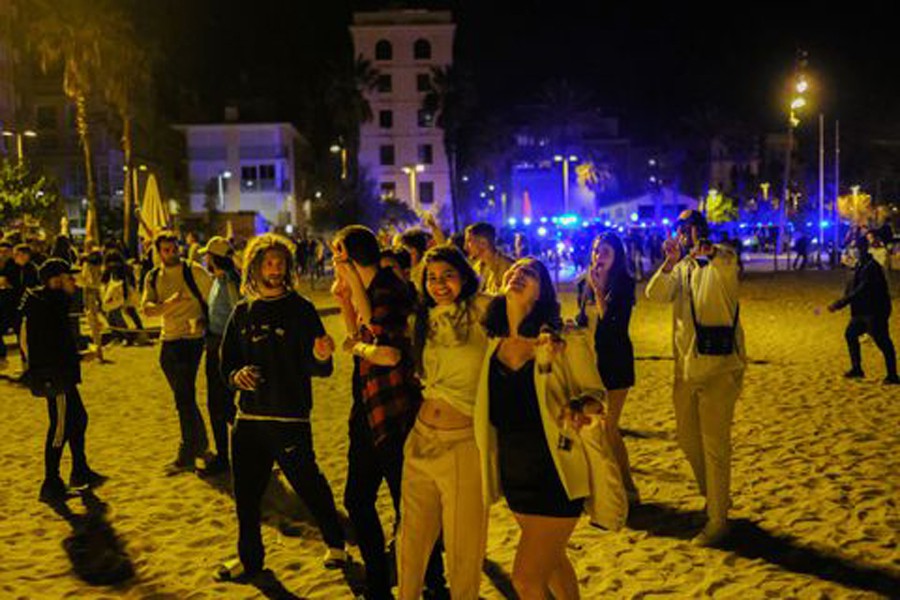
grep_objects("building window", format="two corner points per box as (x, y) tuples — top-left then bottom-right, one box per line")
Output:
(379, 110), (393, 129)
(419, 181), (435, 205)
(241, 165), (258, 190)
(417, 73), (431, 92)
(259, 164), (276, 190)
(377, 74), (392, 93)
(379, 145), (395, 166)
(380, 182), (396, 199)
(417, 110), (435, 128)
(418, 144), (433, 165)
(36, 105), (57, 130)
(375, 40), (393, 61)
(413, 39), (432, 60)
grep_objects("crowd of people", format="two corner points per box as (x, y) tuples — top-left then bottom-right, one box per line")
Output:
(0, 208), (896, 599)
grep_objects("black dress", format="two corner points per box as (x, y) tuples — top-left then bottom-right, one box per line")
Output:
(581, 278), (636, 391)
(489, 354), (584, 517)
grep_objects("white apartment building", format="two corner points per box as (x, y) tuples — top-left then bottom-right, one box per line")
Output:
(174, 122), (302, 227)
(350, 9), (455, 218)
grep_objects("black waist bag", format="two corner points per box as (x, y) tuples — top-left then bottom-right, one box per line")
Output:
(689, 270), (740, 356)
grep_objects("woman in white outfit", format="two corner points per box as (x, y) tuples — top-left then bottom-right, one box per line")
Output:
(397, 244), (490, 599)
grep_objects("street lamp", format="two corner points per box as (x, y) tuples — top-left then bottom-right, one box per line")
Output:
(402, 163), (425, 209)
(777, 54), (809, 270)
(2, 129), (38, 166)
(330, 141), (348, 180)
(553, 154), (579, 213)
(217, 170), (232, 211)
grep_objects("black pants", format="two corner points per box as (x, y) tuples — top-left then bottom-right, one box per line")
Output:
(205, 334), (235, 460)
(344, 406), (445, 599)
(160, 338), (208, 458)
(232, 419), (345, 573)
(845, 316), (898, 377)
(44, 385), (89, 482)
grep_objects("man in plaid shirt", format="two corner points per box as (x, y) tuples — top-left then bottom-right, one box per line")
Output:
(331, 225), (445, 599)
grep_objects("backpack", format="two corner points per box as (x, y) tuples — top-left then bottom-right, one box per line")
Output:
(147, 261), (209, 320)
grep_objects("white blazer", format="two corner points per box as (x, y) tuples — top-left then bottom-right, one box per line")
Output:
(473, 329), (606, 508)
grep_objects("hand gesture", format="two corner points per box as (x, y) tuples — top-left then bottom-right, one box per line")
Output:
(421, 211), (438, 230)
(233, 366), (262, 391)
(342, 335), (360, 354)
(314, 334), (335, 361)
(662, 238), (681, 264)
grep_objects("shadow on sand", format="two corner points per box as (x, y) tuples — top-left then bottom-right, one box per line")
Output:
(628, 502), (900, 596)
(47, 490), (135, 587)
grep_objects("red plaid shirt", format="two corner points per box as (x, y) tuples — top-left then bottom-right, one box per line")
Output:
(356, 268), (421, 445)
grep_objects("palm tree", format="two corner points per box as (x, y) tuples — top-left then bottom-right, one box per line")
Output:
(534, 78), (594, 151)
(102, 18), (152, 254)
(326, 55), (380, 184)
(28, 0), (119, 244)
(423, 65), (476, 231)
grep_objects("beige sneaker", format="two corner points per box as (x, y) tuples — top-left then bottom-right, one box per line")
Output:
(692, 521), (730, 547)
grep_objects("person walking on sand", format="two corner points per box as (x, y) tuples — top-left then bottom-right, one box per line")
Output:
(577, 232), (640, 502)
(645, 209), (746, 547)
(216, 233), (347, 581)
(141, 231), (213, 475)
(826, 235), (899, 385)
(397, 245), (490, 599)
(331, 225), (446, 600)
(21, 258), (105, 502)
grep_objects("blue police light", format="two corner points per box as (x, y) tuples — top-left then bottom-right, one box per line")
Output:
(537, 226), (547, 237)
(581, 221), (589, 227)
(820, 220), (830, 228)
(630, 212), (639, 222)
(662, 218), (670, 226)
(756, 222), (763, 227)
(508, 217), (517, 227)
(739, 223), (748, 229)
(640, 222), (647, 228)
(617, 226), (625, 233)
(523, 217), (532, 226)
(806, 221), (813, 227)
(604, 221), (612, 227)
(540, 216), (548, 223)
(550, 216), (558, 224)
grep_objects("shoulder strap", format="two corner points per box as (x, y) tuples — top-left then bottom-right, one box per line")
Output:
(182, 262), (209, 317)
(148, 266), (161, 299)
(687, 267), (740, 329)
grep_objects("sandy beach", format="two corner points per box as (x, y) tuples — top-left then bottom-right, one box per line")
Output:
(1, 270), (898, 599)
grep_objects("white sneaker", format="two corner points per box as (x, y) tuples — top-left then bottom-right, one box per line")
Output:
(323, 547), (348, 569)
(692, 521), (730, 547)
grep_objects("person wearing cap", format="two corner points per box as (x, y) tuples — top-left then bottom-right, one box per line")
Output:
(141, 230), (213, 475)
(645, 209), (746, 547)
(0, 239), (14, 365)
(198, 236), (242, 475)
(21, 258), (105, 502)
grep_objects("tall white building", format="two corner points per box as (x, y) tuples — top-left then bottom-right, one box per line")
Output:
(351, 9), (455, 219)
(174, 122), (303, 228)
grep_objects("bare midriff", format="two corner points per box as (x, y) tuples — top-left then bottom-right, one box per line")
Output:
(417, 396), (473, 429)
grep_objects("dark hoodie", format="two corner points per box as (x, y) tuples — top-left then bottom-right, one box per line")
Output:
(831, 247), (892, 319)
(20, 286), (81, 396)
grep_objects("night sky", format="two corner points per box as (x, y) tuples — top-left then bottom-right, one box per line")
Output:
(161, 1), (900, 143)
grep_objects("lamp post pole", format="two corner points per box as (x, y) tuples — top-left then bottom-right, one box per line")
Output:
(2, 129), (38, 166)
(554, 154), (578, 213)
(217, 170), (232, 211)
(402, 164), (425, 210)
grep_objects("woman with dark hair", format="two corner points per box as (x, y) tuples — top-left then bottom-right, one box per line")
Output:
(577, 232), (639, 500)
(397, 244), (490, 599)
(474, 258), (604, 600)
(100, 249), (144, 344)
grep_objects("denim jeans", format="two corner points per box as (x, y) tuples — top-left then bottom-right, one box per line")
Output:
(159, 338), (208, 459)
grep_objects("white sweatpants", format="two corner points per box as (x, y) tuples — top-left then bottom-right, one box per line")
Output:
(397, 419), (487, 600)
(673, 369), (743, 524)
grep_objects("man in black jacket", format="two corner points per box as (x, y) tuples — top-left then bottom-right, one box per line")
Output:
(217, 234), (346, 582)
(828, 237), (899, 384)
(21, 258), (105, 503)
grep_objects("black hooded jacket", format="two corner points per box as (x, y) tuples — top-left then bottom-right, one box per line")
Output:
(831, 254), (892, 319)
(20, 286), (81, 395)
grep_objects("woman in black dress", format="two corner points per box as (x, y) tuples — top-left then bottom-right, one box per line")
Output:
(578, 231), (638, 500)
(476, 258), (602, 600)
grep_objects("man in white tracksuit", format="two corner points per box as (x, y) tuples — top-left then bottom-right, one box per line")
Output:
(645, 210), (746, 546)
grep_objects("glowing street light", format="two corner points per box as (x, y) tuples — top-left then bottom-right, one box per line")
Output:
(217, 170), (232, 210)
(777, 51), (809, 271)
(330, 141), (348, 180)
(402, 163), (426, 209)
(2, 129), (37, 166)
(553, 154), (579, 213)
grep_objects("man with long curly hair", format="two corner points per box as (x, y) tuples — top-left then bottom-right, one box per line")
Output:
(217, 233), (347, 581)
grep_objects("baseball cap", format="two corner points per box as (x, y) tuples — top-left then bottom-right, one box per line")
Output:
(39, 258), (80, 283)
(198, 236), (233, 258)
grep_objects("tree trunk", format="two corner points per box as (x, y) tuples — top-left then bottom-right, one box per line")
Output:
(122, 115), (135, 256)
(447, 142), (459, 233)
(76, 93), (99, 245)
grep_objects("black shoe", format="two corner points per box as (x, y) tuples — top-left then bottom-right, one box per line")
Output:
(69, 469), (108, 490)
(844, 369), (865, 379)
(883, 374), (900, 385)
(39, 478), (70, 503)
(165, 454), (196, 476)
(198, 455), (230, 477)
